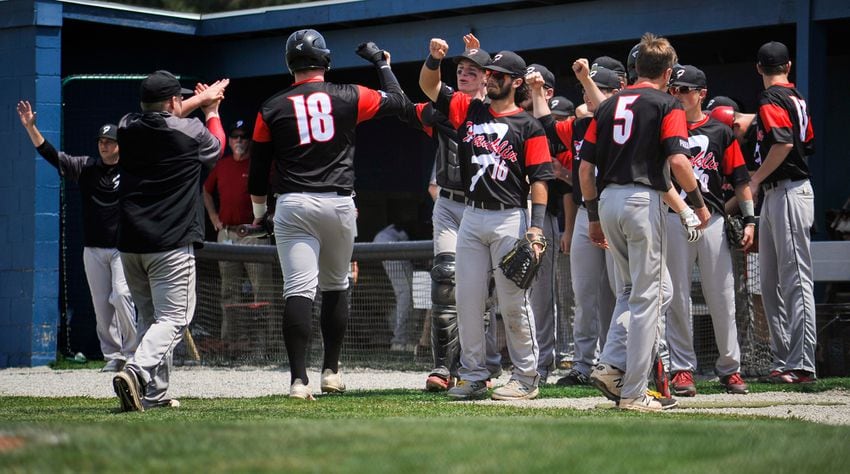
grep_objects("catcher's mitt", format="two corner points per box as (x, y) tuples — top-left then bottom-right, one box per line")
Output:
(498, 233), (548, 289)
(725, 215), (745, 250)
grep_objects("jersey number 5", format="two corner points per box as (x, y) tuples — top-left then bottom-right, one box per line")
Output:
(289, 93), (335, 145)
(613, 96), (639, 144)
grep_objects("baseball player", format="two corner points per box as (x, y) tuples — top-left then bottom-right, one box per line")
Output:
(422, 40), (553, 401)
(112, 71), (227, 412)
(416, 36), (503, 391)
(666, 65), (753, 396)
(16, 102), (136, 372)
(247, 30), (411, 399)
(579, 33), (709, 412)
(530, 66), (622, 386)
(749, 41), (816, 384)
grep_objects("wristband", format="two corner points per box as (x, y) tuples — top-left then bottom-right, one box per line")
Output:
(530, 203), (546, 229)
(585, 198), (600, 222)
(425, 55), (441, 71)
(686, 188), (706, 208)
(252, 202), (267, 220)
(739, 199), (755, 219)
(743, 215), (756, 225)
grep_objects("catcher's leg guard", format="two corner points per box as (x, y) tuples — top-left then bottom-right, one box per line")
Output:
(431, 253), (459, 378)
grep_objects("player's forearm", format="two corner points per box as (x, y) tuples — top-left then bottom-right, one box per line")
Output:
(750, 143), (793, 185)
(531, 86), (551, 119)
(563, 195), (578, 236)
(578, 75), (606, 110)
(23, 123), (45, 148)
(662, 185), (687, 213)
(669, 153), (699, 193)
(578, 161), (598, 202)
(419, 62), (442, 103)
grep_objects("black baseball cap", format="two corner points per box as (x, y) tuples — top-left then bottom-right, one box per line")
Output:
(549, 96), (575, 117)
(592, 56), (626, 77)
(140, 70), (193, 103)
(97, 123), (118, 141)
(758, 41), (790, 67)
(589, 67), (620, 89)
(485, 51), (527, 77)
(453, 48), (491, 69)
(229, 119), (251, 137)
(705, 96), (739, 112)
(527, 63), (555, 89)
(670, 64), (707, 88)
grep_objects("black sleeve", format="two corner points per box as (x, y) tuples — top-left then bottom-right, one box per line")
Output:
(248, 140), (273, 197)
(35, 140), (61, 170)
(371, 60), (412, 118)
(36, 139), (89, 181)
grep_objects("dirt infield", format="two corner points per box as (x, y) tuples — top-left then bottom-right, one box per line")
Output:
(2, 366), (848, 425)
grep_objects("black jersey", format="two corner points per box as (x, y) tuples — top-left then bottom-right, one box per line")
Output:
(580, 83), (690, 192)
(417, 92), (465, 192)
(249, 76), (408, 196)
(435, 90), (553, 209)
(675, 116), (749, 215)
(740, 117), (760, 171)
(754, 83), (814, 184)
(35, 140), (120, 249)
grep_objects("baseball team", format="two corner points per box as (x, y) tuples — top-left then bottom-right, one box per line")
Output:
(17, 27), (816, 413)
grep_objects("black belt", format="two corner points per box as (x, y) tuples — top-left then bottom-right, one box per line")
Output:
(439, 189), (466, 203)
(762, 178), (805, 191)
(276, 189), (352, 197)
(468, 200), (519, 211)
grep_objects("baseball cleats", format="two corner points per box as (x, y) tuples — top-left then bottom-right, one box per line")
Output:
(671, 371), (697, 397)
(320, 369), (346, 394)
(447, 380), (488, 400)
(719, 372), (749, 394)
(788, 370), (817, 384)
(425, 374), (454, 392)
(589, 363), (624, 402)
(763, 370), (794, 384)
(289, 379), (315, 401)
(491, 379), (539, 401)
(618, 393), (678, 412)
(112, 369), (144, 413)
(144, 399), (181, 409)
(556, 369), (590, 386)
(101, 359), (125, 373)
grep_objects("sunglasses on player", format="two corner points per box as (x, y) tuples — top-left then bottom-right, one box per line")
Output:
(489, 71), (518, 81)
(669, 85), (703, 94)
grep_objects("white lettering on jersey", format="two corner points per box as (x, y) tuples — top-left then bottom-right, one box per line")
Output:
(464, 122), (511, 192)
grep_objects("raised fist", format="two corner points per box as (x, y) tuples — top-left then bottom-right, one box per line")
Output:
(429, 38), (449, 60)
(356, 42), (386, 64)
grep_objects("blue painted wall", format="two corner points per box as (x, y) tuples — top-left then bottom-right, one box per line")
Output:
(1, 0), (62, 367)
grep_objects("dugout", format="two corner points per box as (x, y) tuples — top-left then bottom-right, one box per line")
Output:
(4, 0), (850, 366)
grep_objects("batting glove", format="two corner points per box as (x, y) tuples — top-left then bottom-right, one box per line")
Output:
(356, 42), (386, 65)
(678, 208), (703, 243)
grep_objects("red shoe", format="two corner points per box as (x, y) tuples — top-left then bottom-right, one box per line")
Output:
(719, 372), (749, 394)
(671, 371), (697, 397)
(425, 374), (450, 392)
(765, 370), (794, 384)
(789, 370), (817, 384)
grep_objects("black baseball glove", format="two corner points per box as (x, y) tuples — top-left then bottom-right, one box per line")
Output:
(725, 214), (745, 250)
(355, 42), (386, 65)
(498, 233), (548, 289)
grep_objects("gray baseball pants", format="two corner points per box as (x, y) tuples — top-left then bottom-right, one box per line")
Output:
(569, 208), (616, 376)
(598, 184), (667, 400)
(665, 213), (741, 376)
(121, 245), (195, 407)
(83, 246), (137, 362)
(456, 206), (537, 386)
(759, 178), (816, 374)
(529, 212), (560, 379)
(216, 229), (273, 340)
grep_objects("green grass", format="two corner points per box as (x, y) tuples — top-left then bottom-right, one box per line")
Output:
(3, 383), (850, 472)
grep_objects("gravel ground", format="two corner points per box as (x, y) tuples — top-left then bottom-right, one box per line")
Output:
(2, 366), (849, 426)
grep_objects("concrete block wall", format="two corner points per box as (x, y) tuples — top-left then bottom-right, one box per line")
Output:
(0, 0), (63, 367)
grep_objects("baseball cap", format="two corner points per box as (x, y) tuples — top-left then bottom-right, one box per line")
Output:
(589, 67), (620, 89)
(229, 119), (251, 137)
(548, 96), (575, 117)
(757, 41), (790, 67)
(453, 48), (491, 69)
(140, 70), (193, 103)
(97, 123), (118, 141)
(705, 96), (739, 112)
(485, 51), (527, 77)
(670, 64), (707, 88)
(592, 56), (626, 77)
(527, 63), (555, 89)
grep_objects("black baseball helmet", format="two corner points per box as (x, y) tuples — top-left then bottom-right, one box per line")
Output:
(285, 29), (331, 73)
(626, 43), (640, 84)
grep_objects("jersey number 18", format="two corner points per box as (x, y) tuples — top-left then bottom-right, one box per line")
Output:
(289, 92), (336, 145)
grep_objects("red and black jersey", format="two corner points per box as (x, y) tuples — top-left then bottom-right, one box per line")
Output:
(754, 83), (814, 184)
(435, 89), (553, 209)
(580, 83), (690, 192)
(248, 77), (408, 196)
(674, 116), (749, 215)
